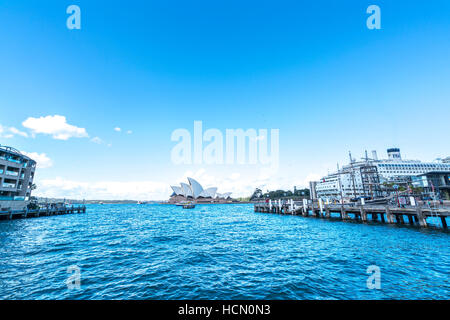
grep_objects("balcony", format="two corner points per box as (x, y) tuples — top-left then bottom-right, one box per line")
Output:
(5, 171), (19, 177)
(2, 183), (16, 189)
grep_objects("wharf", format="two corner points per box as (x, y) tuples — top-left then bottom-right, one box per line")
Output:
(0, 204), (86, 220)
(254, 201), (449, 229)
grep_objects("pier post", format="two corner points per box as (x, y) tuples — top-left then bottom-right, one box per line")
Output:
(8, 210), (12, 220)
(380, 213), (385, 223)
(24, 208), (28, 218)
(302, 199), (308, 217)
(360, 206), (367, 222)
(372, 213), (378, 221)
(325, 205), (330, 218)
(318, 199), (324, 218)
(342, 206), (349, 220)
(415, 207), (427, 228)
(385, 206), (394, 224)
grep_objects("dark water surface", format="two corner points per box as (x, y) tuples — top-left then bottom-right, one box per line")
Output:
(0, 204), (448, 299)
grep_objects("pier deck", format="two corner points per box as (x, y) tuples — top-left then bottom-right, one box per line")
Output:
(254, 201), (449, 229)
(0, 205), (86, 220)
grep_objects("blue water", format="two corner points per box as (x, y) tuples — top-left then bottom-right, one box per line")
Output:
(0, 204), (448, 300)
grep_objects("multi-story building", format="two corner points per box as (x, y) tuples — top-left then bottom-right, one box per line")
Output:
(315, 148), (450, 201)
(412, 171), (450, 200)
(0, 145), (36, 209)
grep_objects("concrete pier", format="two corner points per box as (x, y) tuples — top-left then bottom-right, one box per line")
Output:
(254, 201), (449, 230)
(0, 205), (86, 220)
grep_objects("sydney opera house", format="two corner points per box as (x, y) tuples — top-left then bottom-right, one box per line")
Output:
(169, 177), (233, 204)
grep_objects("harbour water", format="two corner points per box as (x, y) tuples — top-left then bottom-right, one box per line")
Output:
(0, 204), (448, 299)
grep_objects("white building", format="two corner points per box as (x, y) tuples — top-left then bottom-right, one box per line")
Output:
(315, 148), (450, 201)
(169, 177), (232, 203)
(0, 145), (36, 210)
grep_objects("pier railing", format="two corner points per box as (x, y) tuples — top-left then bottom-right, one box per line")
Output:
(254, 200), (449, 229)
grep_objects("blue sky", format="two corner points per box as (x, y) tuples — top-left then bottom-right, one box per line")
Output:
(1, 1), (449, 199)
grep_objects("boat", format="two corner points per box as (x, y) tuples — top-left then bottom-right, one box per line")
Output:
(176, 201), (196, 209)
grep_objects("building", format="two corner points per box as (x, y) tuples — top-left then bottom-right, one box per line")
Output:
(169, 177), (232, 203)
(309, 181), (318, 200)
(443, 157), (450, 164)
(412, 171), (450, 200)
(0, 145), (36, 210)
(315, 148), (450, 201)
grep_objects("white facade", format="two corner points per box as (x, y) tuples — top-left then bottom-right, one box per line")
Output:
(0, 145), (36, 204)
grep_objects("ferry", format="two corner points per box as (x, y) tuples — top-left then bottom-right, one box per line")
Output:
(176, 201), (196, 209)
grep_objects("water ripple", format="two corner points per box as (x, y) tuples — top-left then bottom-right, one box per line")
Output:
(0, 204), (449, 299)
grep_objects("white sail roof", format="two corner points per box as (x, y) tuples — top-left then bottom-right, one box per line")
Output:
(204, 187), (217, 198)
(171, 186), (183, 196)
(171, 178), (231, 200)
(187, 177), (204, 198)
(180, 182), (193, 198)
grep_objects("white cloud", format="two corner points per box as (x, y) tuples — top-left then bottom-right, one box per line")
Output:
(0, 124), (28, 138)
(114, 127), (121, 132)
(176, 167), (319, 198)
(230, 172), (240, 180)
(90, 136), (103, 144)
(126, 130), (132, 134)
(21, 151), (53, 169)
(33, 168), (320, 201)
(22, 115), (88, 140)
(34, 177), (169, 200)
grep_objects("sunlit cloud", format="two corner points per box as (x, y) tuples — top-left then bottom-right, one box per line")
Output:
(0, 124), (28, 138)
(35, 177), (170, 200)
(90, 136), (103, 144)
(22, 115), (88, 140)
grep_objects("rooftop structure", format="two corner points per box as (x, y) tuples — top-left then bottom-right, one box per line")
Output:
(0, 145), (36, 207)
